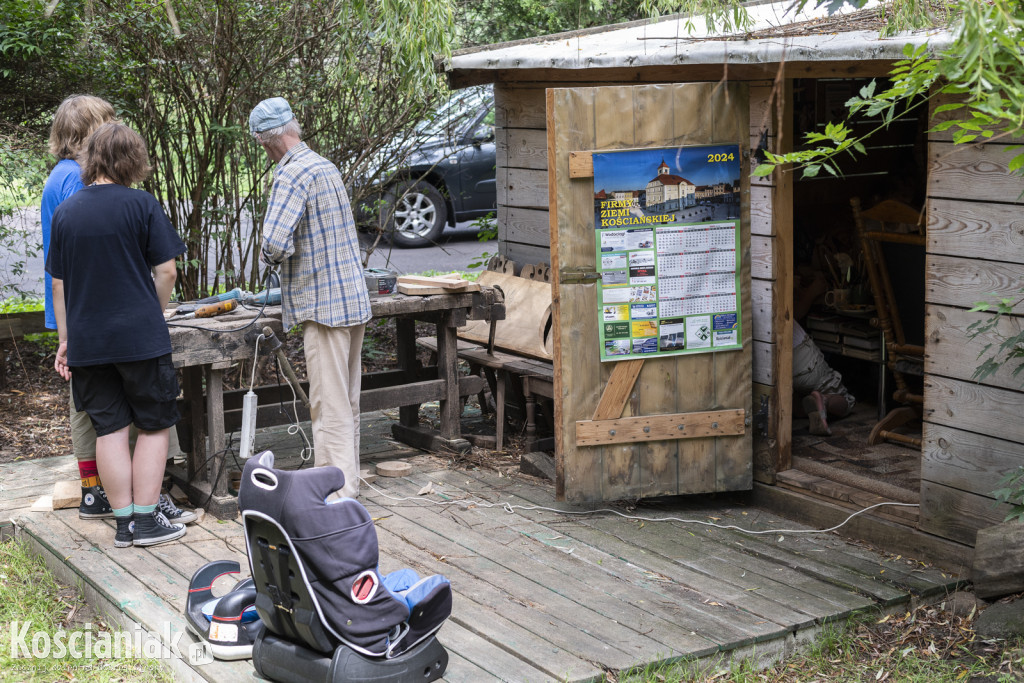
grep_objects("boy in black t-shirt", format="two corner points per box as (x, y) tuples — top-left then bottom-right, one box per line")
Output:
(47, 123), (188, 548)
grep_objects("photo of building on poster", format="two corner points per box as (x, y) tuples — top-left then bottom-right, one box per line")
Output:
(593, 145), (743, 361)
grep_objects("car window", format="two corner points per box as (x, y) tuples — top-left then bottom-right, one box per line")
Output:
(416, 87), (493, 139)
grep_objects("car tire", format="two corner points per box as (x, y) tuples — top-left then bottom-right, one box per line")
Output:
(379, 180), (447, 248)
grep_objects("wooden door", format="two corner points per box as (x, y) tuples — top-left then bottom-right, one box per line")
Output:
(547, 83), (752, 503)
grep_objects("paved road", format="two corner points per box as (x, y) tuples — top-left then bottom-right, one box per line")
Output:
(1, 206), (493, 301)
(359, 221), (494, 276)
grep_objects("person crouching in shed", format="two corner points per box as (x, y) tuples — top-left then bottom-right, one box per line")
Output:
(46, 122), (187, 548)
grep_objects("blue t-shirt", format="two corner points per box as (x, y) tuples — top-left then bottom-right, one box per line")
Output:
(45, 184), (186, 366)
(41, 159), (86, 330)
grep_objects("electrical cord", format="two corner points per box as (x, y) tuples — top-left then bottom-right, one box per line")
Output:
(359, 479), (920, 537)
(249, 333), (265, 389)
(273, 353), (313, 463)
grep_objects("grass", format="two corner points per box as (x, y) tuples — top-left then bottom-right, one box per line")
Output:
(611, 609), (1022, 682)
(0, 538), (173, 682)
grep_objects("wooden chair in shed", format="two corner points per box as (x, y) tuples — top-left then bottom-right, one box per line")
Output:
(850, 197), (925, 447)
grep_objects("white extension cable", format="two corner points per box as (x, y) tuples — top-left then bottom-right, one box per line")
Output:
(361, 477), (920, 537)
(239, 334), (263, 459)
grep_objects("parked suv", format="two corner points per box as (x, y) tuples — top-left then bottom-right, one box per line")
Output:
(363, 87), (496, 248)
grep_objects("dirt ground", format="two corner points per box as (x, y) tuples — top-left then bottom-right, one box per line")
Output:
(0, 319), (524, 468)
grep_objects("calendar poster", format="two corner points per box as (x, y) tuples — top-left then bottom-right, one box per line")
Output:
(593, 145), (743, 361)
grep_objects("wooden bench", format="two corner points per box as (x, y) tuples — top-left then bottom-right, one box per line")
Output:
(1, 311), (49, 390)
(416, 337), (554, 451)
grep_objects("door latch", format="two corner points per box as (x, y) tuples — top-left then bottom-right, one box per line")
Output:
(558, 269), (602, 285)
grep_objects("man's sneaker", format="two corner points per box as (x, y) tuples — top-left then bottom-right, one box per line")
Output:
(158, 493), (198, 525)
(114, 517), (133, 548)
(79, 485), (114, 519)
(132, 510), (186, 547)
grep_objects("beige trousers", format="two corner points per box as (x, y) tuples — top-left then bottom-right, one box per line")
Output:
(303, 321), (364, 498)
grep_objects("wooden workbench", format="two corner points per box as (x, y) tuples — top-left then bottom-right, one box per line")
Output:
(167, 289), (503, 518)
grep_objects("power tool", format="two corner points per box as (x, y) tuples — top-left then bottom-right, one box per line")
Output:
(175, 299), (239, 320)
(195, 288), (243, 306)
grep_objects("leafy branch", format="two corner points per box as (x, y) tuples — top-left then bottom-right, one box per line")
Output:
(992, 465), (1024, 522)
(754, 0), (1024, 179)
(967, 289), (1024, 385)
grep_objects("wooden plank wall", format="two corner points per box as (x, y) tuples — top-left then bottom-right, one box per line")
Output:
(921, 94), (1024, 545)
(546, 83), (753, 503)
(748, 80), (793, 484)
(495, 84), (552, 266)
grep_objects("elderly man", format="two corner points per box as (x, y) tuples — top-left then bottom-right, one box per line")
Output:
(250, 97), (371, 498)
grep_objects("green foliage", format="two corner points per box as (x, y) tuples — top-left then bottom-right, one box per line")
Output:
(467, 211), (496, 269)
(992, 466), (1024, 522)
(640, 0), (752, 35)
(0, 295), (44, 314)
(456, 0), (647, 45)
(967, 288), (1024, 385)
(0, 0), (112, 133)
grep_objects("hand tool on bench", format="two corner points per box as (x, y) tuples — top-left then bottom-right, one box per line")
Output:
(174, 299), (239, 320)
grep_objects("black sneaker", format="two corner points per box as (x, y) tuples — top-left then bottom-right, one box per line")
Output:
(131, 510), (186, 547)
(114, 517), (133, 548)
(79, 485), (114, 519)
(157, 493), (198, 525)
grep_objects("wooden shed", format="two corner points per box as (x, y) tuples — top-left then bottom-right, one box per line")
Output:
(444, 1), (1023, 570)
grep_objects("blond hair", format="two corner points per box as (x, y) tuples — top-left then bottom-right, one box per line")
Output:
(81, 123), (151, 187)
(48, 95), (116, 160)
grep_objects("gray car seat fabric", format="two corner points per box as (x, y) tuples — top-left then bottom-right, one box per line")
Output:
(238, 451), (452, 658)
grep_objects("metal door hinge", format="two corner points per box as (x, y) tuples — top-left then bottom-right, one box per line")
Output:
(559, 269), (602, 285)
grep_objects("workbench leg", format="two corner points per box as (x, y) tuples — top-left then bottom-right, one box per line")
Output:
(495, 370), (506, 450)
(182, 366), (206, 484)
(436, 312), (461, 442)
(204, 366), (237, 519)
(524, 376), (537, 452)
(396, 318), (420, 428)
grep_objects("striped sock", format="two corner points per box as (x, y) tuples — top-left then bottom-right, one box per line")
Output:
(79, 459), (101, 488)
(134, 503), (157, 515)
(112, 504), (133, 518)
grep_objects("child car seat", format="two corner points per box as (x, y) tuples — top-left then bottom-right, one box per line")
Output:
(237, 451), (451, 683)
(184, 560), (263, 660)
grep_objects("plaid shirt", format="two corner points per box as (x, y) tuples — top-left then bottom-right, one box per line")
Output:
(261, 143), (371, 330)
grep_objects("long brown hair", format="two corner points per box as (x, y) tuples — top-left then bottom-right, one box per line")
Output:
(47, 95), (116, 160)
(80, 123), (152, 187)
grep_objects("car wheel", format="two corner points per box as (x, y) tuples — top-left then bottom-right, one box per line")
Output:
(380, 180), (447, 248)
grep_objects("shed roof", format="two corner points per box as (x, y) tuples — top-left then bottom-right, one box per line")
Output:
(446, 1), (952, 77)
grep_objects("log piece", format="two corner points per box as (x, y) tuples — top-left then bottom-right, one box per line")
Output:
(973, 520), (1024, 599)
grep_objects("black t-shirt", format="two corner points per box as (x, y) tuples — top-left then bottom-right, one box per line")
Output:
(46, 184), (186, 366)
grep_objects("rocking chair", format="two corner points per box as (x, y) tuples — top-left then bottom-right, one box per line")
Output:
(850, 197), (925, 448)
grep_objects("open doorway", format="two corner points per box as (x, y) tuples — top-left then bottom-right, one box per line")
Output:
(780, 77), (929, 523)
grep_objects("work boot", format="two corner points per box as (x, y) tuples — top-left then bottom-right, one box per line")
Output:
(79, 485), (114, 519)
(131, 510), (186, 547)
(158, 493), (198, 525)
(114, 517), (133, 548)
(802, 390), (832, 436)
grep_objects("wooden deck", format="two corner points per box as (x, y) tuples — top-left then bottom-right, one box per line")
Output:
(2, 412), (963, 682)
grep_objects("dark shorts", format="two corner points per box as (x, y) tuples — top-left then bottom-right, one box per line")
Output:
(71, 354), (180, 437)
